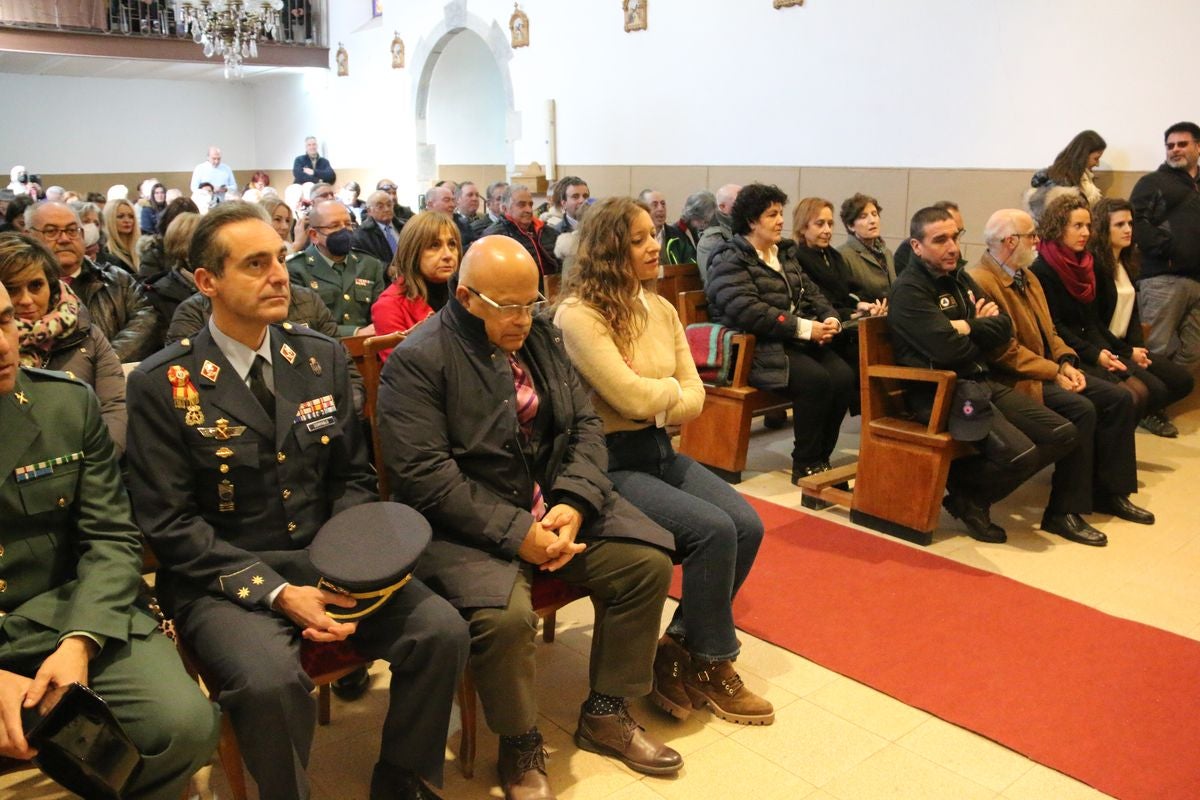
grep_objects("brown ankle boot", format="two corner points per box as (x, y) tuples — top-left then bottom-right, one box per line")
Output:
(683, 659), (775, 725)
(650, 634), (693, 720)
(497, 731), (555, 800)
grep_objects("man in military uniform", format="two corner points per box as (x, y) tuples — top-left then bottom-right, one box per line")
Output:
(286, 199), (386, 337)
(0, 283), (218, 798)
(125, 202), (468, 800)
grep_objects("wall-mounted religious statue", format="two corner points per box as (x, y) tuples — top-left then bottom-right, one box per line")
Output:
(510, 3), (529, 49)
(774, 0), (804, 7)
(391, 33), (405, 68)
(624, 0), (647, 32)
(336, 42), (349, 76)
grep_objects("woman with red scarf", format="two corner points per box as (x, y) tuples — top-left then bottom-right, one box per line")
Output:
(1030, 194), (1155, 417)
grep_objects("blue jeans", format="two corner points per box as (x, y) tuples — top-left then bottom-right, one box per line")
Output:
(608, 436), (764, 662)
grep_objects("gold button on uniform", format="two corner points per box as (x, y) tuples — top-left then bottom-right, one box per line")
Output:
(282, 489), (292, 500)
(287, 522), (297, 532)
(277, 452), (287, 463)
(0, 543), (5, 557)
(220, 464), (230, 474)
(343, 293), (351, 301)
(57, 497), (66, 507)
(320, 435), (330, 445)
(0, 579), (7, 592)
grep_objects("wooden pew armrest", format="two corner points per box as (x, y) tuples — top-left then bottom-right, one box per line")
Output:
(865, 364), (958, 436)
(729, 333), (757, 389)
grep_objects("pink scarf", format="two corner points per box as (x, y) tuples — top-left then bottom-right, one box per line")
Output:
(17, 280), (81, 367)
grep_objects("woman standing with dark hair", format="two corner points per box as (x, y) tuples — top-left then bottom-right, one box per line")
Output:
(0, 232), (126, 452)
(139, 182), (168, 237)
(706, 183), (854, 495)
(1030, 130), (1107, 209)
(371, 211), (460, 360)
(1089, 197), (1194, 436)
(555, 197), (770, 727)
(837, 192), (895, 302)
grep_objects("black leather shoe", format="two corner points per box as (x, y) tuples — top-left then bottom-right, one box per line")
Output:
(942, 493), (1006, 543)
(1138, 411), (1179, 438)
(1041, 513), (1107, 546)
(370, 763), (444, 800)
(1094, 494), (1155, 525)
(792, 463), (830, 509)
(331, 665), (371, 700)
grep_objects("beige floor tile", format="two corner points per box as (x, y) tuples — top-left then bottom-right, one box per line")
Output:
(805, 677), (931, 741)
(733, 633), (843, 698)
(896, 717), (1035, 793)
(728, 698), (888, 787)
(1001, 763), (1115, 800)
(0, 768), (66, 800)
(649, 737), (816, 800)
(821, 744), (996, 800)
(603, 780), (672, 799)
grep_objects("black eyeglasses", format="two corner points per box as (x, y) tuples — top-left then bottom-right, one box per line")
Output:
(32, 225), (83, 239)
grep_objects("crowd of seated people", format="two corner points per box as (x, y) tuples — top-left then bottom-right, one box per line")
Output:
(3, 119), (1200, 800)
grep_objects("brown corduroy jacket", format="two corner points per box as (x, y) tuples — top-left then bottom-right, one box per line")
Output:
(967, 251), (1077, 401)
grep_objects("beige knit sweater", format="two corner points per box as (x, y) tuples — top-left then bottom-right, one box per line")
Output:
(554, 293), (705, 433)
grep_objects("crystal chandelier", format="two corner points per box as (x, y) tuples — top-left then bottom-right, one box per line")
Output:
(179, 0), (284, 79)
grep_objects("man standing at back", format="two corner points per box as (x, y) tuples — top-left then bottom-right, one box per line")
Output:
(125, 202), (468, 800)
(1131, 121), (1200, 370)
(292, 136), (336, 185)
(190, 146), (237, 200)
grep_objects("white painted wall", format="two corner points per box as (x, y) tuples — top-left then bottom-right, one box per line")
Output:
(1, 0), (1191, 181)
(332, 0), (1193, 174)
(0, 73), (258, 173)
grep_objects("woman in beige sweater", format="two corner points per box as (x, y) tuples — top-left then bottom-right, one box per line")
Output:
(554, 197), (772, 728)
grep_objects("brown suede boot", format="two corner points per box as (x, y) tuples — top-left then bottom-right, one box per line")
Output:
(650, 634), (693, 720)
(683, 658), (775, 725)
(497, 731), (555, 800)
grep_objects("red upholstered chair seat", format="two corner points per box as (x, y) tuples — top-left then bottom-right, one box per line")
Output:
(530, 574), (589, 609)
(299, 638), (366, 677)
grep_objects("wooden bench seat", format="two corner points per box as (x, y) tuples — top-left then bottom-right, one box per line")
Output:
(674, 290), (790, 483)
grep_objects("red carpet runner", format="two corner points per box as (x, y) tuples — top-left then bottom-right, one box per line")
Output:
(670, 496), (1200, 799)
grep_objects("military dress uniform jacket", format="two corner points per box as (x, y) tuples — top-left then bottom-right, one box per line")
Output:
(125, 323), (377, 614)
(286, 245), (386, 337)
(377, 297), (674, 610)
(1, 369), (153, 663)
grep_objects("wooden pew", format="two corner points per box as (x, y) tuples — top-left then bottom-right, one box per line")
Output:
(675, 290), (790, 482)
(657, 262), (702, 305)
(806, 315), (971, 545)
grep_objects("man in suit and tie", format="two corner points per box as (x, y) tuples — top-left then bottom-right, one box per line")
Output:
(353, 190), (404, 265)
(0, 278), (218, 798)
(125, 202), (469, 800)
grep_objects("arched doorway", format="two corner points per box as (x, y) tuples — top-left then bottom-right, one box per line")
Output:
(412, 5), (514, 186)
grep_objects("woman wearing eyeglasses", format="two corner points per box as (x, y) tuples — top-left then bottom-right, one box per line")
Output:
(1087, 197), (1194, 437)
(372, 211), (461, 361)
(0, 232), (126, 453)
(554, 197), (772, 728)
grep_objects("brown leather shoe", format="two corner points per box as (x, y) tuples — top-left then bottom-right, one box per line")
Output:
(574, 702), (683, 775)
(497, 732), (555, 800)
(684, 659), (775, 725)
(650, 634), (693, 720)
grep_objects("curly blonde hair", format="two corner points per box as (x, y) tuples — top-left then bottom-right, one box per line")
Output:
(557, 197), (654, 359)
(1037, 192), (1090, 245)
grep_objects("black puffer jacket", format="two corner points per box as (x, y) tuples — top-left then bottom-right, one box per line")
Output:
(705, 236), (839, 390)
(69, 258), (160, 362)
(141, 269), (198, 353)
(1131, 162), (1200, 281)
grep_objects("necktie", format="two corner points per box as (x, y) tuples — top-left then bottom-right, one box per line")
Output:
(248, 354), (275, 421)
(509, 355), (546, 520)
(1012, 268), (1027, 295)
(383, 223), (397, 256)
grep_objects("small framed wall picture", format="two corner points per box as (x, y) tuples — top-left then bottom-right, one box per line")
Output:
(624, 0), (647, 32)
(391, 33), (405, 68)
(510, 3), (529, 49)
(371, 0), (383, 18)
(336, 42), (349, 76)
